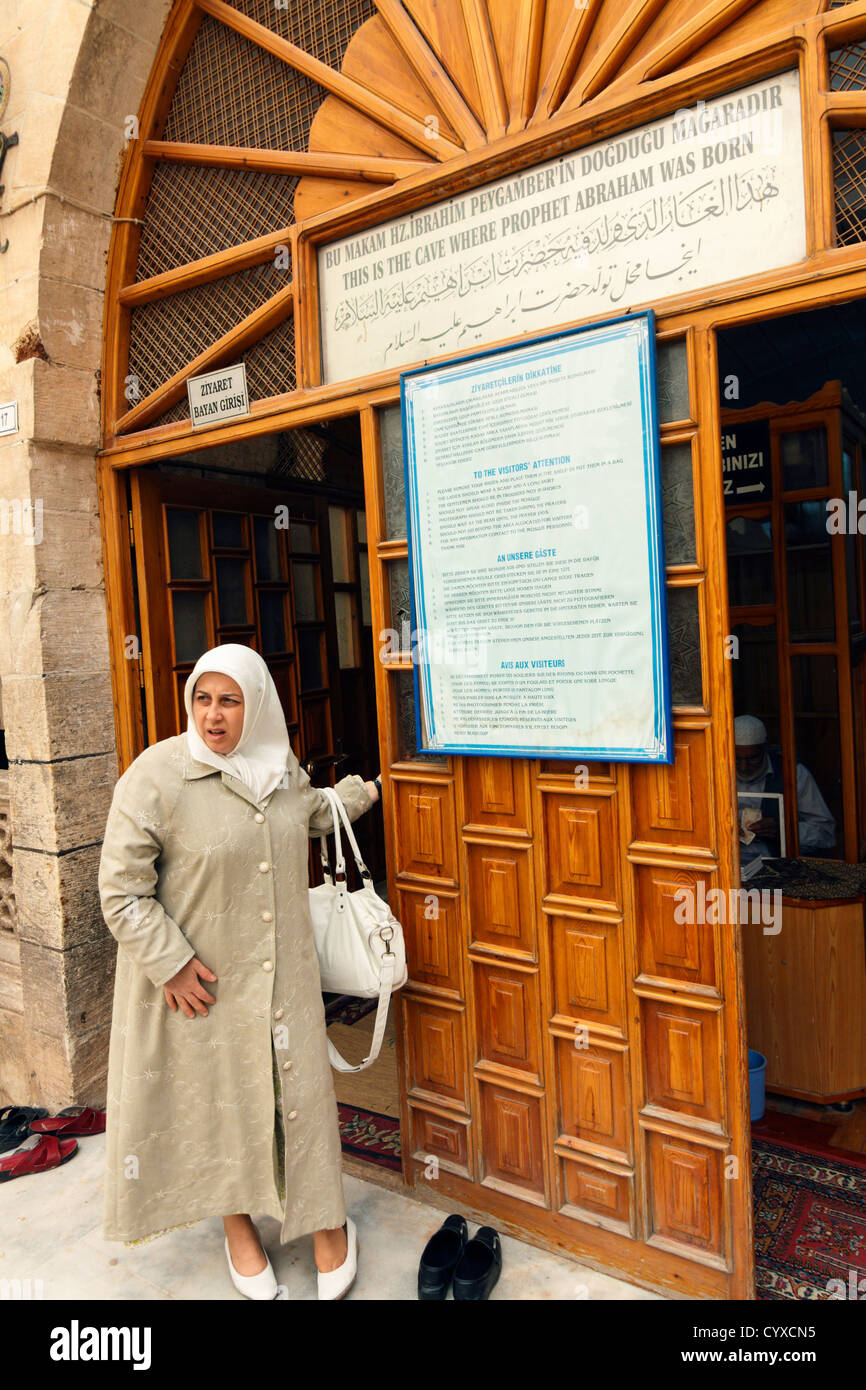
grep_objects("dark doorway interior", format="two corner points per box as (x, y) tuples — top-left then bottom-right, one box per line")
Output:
(129, 416), (401, 1171)
(717, 299), (866, 1160)
(133, 415), (385, 886)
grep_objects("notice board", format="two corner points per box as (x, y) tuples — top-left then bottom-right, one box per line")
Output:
(401, 311), (672, 761)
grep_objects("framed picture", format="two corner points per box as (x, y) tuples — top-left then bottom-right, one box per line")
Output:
(738, 791), (787, 858)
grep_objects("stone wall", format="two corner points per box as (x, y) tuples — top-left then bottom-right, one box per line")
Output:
(0, 0), (171, 1107)
(0, 769), (23, 1021)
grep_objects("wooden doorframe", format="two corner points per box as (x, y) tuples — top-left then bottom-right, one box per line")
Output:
(98, 282), (866, 1300)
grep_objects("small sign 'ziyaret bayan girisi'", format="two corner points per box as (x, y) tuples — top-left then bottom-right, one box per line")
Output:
(186, 363), (250, 430)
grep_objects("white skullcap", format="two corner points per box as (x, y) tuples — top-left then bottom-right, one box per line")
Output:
(734, 715), (767, 746)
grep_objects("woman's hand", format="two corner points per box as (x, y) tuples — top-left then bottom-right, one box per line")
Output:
(163, 956), (218, 1018)
(365, 776), (381, 803)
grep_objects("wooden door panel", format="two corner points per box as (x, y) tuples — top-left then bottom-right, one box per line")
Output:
(549, 912), (626, 1033)
(560, 1154), (634, 1235)
(634, 865), (720, 992)
(645, 1129), (728, 1266)
(556, 1037), (632, 1162)
(478, 1082), (547, 1204)
(409, 1103), (473, 1179)
(466, 842), (535, 958)
(465, 757), (531, 832)
(473, 961), (542, 1083)
(631, 726), (715, 853)
(301, 695), (333, 760)
(394, 779), (459, 882)
(642, 1000), (724, 1128)
(397, 886), (463, 996)
(404, 995), (469, 1107)
(543, 791), (621, 907)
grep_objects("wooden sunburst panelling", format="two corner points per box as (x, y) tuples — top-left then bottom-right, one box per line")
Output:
(105, 0), (866, 448)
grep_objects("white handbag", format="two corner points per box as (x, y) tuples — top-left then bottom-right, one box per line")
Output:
(309, 786), (407, 1073)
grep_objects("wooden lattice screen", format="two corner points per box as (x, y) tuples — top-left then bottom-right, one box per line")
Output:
(228, 0), (376, 65)
(128, 0), (377, 430)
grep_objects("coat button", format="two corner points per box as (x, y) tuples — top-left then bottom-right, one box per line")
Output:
(255, 812), (265, 823)
(262, 911), (273, 922)
(282, 1060), (292, 1071)
(274, 1009), (284, 1020)
(262, 960), (273, 972)
(287, 1110), (299, 1120)
(259, 861), (270, 873)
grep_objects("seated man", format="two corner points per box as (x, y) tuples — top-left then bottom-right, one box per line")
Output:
(735, 714), (836, 863)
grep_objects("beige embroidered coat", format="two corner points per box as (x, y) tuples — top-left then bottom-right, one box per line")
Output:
(98, 734), (373, 1245)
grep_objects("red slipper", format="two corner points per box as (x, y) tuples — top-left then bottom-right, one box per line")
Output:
(0, 1133), (78, 1181)
(30, 1106), (106, 1137)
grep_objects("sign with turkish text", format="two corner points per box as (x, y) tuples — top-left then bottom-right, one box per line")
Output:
(187, 364), (250, 430)
(722, 419), (773, 501)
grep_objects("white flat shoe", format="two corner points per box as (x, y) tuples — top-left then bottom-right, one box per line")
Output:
(317, 1216), (358, 1301)
(224, 1234), (279, 1301)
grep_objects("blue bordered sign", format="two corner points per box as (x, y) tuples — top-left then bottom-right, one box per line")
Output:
(400, 311), (672, 762)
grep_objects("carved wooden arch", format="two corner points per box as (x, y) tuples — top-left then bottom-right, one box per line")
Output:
(102, 0), (847, 452)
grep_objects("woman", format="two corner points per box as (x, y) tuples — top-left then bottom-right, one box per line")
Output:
(98, 643), (380, 1300)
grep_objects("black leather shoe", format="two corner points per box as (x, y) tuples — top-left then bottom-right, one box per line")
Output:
(452, 1226), (502, 1300)
(417, 1214), (468, 1300)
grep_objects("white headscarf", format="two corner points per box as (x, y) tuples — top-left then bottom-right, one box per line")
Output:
(184, 644), (296, 805)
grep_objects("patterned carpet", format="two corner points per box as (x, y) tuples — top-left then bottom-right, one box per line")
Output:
(337, 1104), (402, 1172)
(752, 1135), (866, 1300)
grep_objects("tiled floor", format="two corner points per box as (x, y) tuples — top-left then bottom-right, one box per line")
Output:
(0, 1134), (662, 1301)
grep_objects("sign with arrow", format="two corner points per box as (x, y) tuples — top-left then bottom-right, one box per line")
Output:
(721, 419), (772, 502)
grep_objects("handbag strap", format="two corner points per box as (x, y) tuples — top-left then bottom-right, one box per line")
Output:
(316, 785), (344, 884)
(318, 784), (393, 1072)
(320, 786), (374, 884)
(327, 951), (396, 1073)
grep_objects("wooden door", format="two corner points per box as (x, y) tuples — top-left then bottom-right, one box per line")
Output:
(360, 330), (753, 1299)
(129, 467), (385, 882)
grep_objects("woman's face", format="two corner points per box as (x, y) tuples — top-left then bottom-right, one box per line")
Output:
(193, 672), (245, 753)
